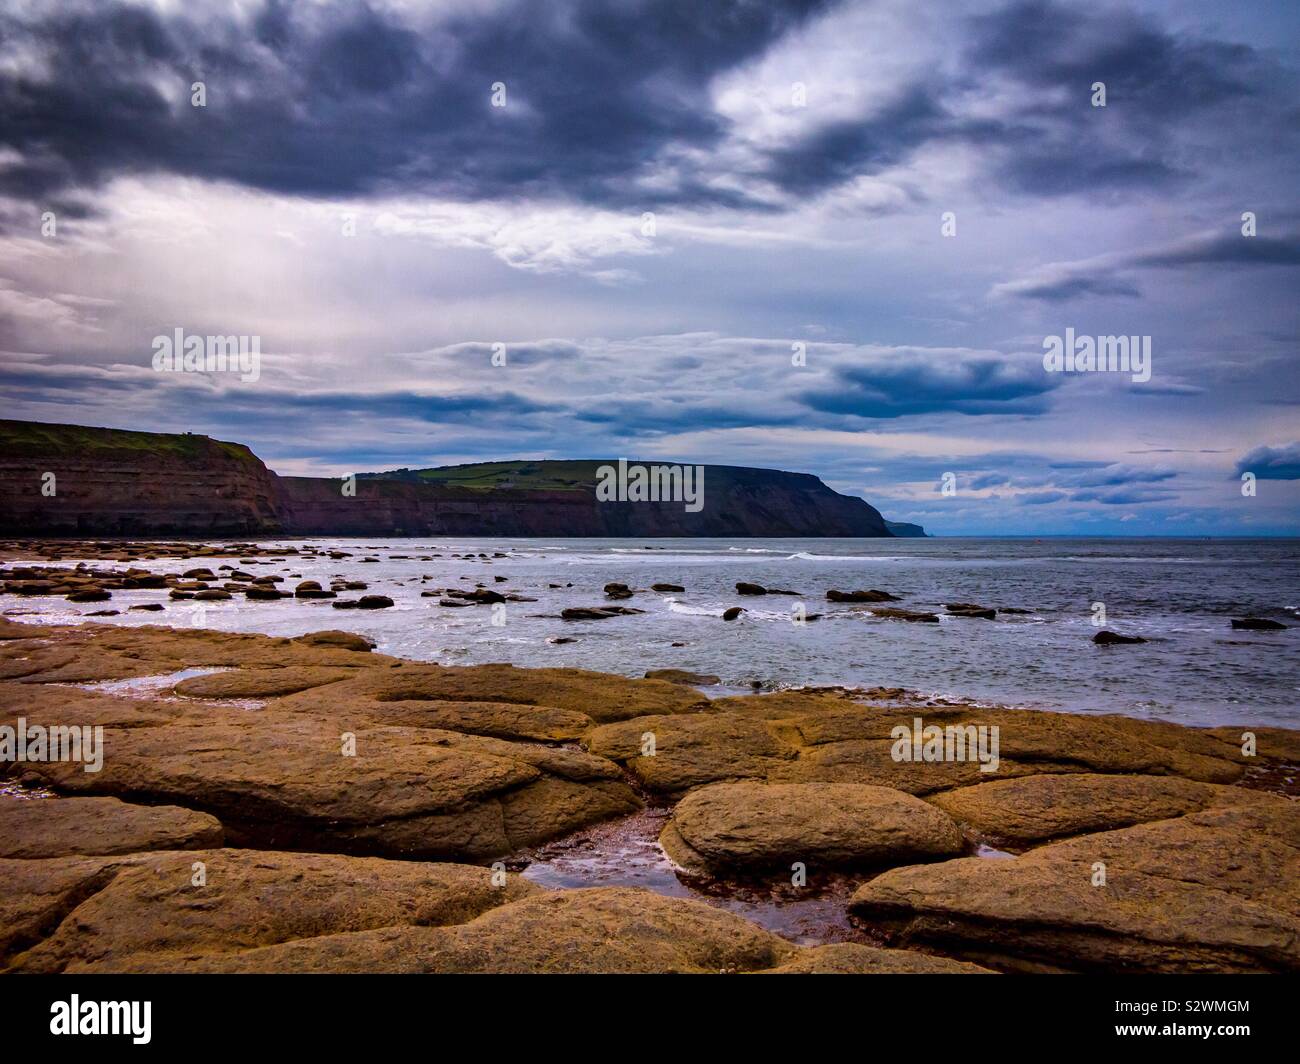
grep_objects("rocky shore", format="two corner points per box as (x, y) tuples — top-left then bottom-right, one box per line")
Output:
(1, 612), (1296, 975)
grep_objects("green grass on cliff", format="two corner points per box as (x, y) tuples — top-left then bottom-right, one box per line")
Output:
(0, 419), (260, 464)
(362, 459), (826, 495)
(367, 460), (607, 492)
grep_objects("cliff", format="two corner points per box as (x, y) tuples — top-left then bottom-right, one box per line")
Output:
(0, 420), (282, 536)
(0, 421), (894, 538)
(885, 521), (928, 537)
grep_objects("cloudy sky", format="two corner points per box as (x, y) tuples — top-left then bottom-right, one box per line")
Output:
(1, 0), (1297, 535)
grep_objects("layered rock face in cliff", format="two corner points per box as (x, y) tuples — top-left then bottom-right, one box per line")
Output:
(285, 460), (891, 536)
(0, 422), (894, 538)
(0, 420), (282, 537)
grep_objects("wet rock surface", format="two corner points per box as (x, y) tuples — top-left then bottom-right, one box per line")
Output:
(827, 589), (899, 603)
(644, 668), (722, 686)
(869, 607), (939, 623)
(1093, 630), (1147, 644)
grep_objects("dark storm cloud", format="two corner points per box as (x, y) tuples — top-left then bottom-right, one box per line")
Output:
(1000, 274), (1142, 302)
(965, 0), (1273, 197)
(760, 87), (953, 197)
(1136, 232), (1300, 269)
(1068, 487), (1177, 505)
(800, 353), (1061, 418)
(1236, 442), (1300, 480)
(1060, 465), (1176, 488)
(733, 0), (1289, 202)
(969, 0), (1258, 112)
(0, 0), (834, 207)
(2, 0), (1290, 214)
(995, 231), (1300, 302)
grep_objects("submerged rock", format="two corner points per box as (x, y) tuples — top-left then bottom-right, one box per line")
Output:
(67, 589), (110, 602)
(294, 580), (336, 599)
(643, 669), (721, 686)
(291, 630), (375, 652)
(722, 607), (745, 620)
(869, 607), (939, 623)
(561, 606), (643, 620)
(1093, 630), (1146, 644)
(945, 603), (997, 620)
(1231, 617), (1287, 630)
(827, 589), (899, 602)
(445, 588), (506, 604)
(335, 595), (394, 610)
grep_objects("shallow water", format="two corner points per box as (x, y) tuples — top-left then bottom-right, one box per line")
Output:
(519, 806), (875, 944)
(63, 667), (228, 698)
(4, 535), (1298, 727)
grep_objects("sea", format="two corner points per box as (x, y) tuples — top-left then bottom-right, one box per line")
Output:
(6, 536), (1298, 729)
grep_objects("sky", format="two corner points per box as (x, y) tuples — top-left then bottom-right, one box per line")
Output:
(0, 0), (1297, 535)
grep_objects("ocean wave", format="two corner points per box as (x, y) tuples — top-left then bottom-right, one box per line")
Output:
(787, 551), (902, 562)
(665, 600), (720, 616)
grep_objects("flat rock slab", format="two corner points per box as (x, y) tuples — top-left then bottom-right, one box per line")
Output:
(760, 942), (992, 974)
(277, 661), (706, 724)
(77, 885), (994, 975)
(357, 698), (595, 742)
(929, 773), (1277, 847)
(589, 694), (1250, 798)
(0, 622), (401, 684)
(2, 849), (538, 973)
(17, 717), (640, 860)
(587, 712), (795, 793)
(849, 802), (1300, 973)
(0, 797), (223, 859)
(172, 666), (358, 698)
(661, 781), (964, 874)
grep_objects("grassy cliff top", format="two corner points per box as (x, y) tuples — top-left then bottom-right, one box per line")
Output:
(363, 460), (606, 492)
(360, 459), (830, 493)
(0, 419), (261, 465)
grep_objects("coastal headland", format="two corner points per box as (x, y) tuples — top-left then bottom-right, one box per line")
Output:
(0, 420), (899, 539)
